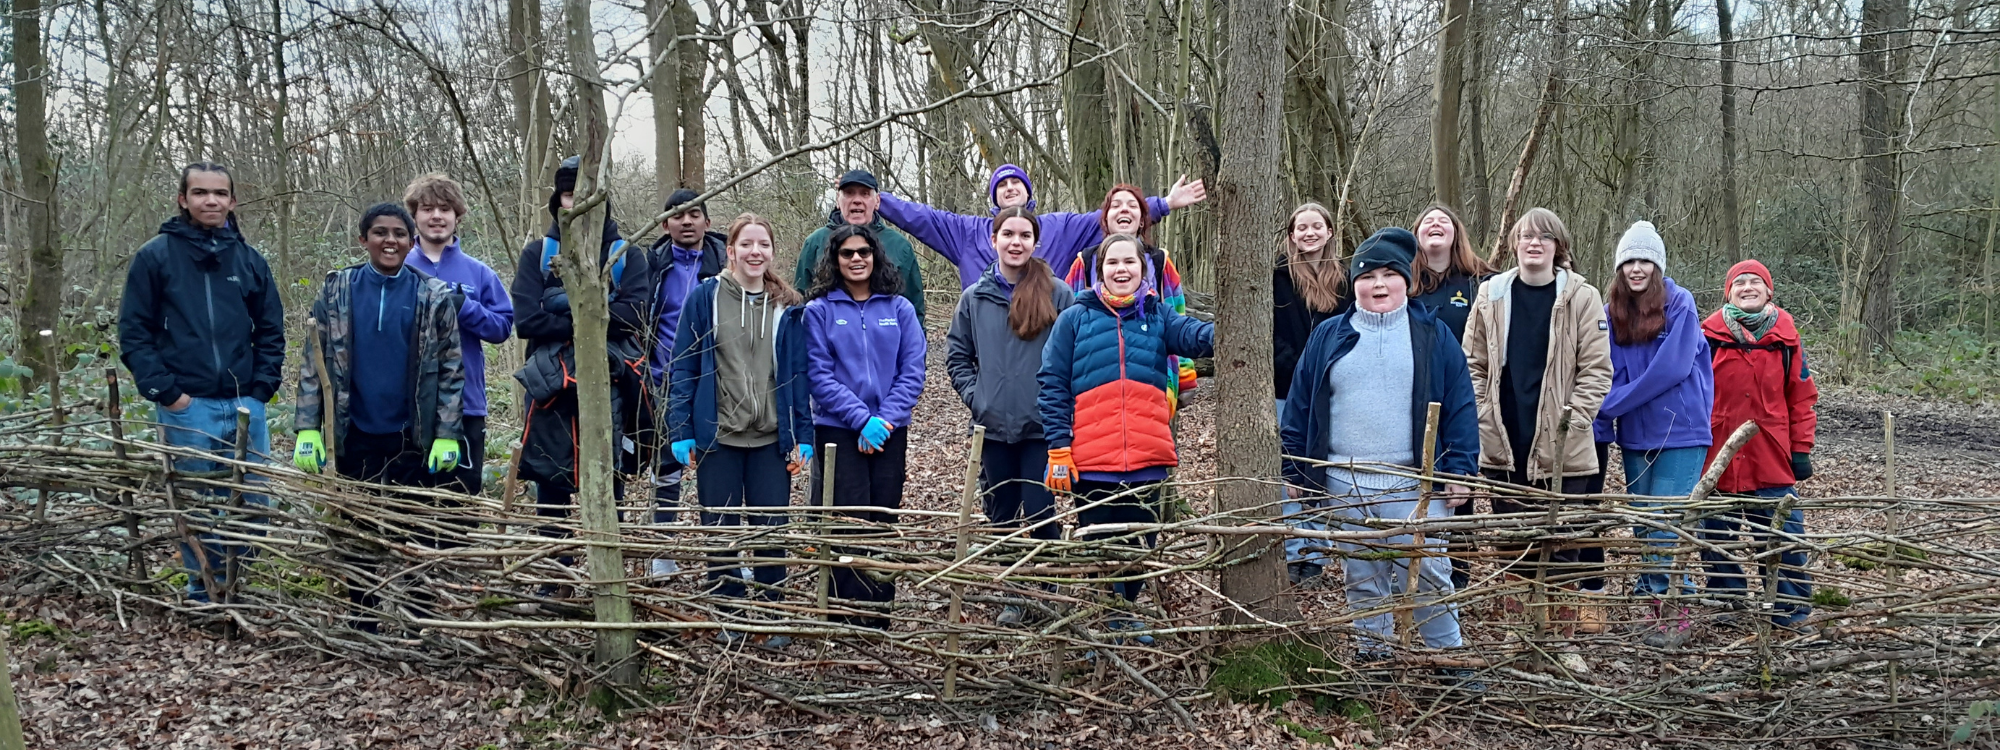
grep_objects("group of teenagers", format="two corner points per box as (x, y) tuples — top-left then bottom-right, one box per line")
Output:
(116, 158), (1818, 655)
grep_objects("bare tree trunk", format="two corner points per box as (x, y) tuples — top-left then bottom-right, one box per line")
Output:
(1465, 10), (1492, 241)
(1065, 0), (1114, 200)
(1717, 0), (1742, 263)
(15, 0), (62, 394)
(677, 0), (707, 189)
(1490, 0), (1568, 265)
(647, 0), (682, 197)
(269, 0), (296, 302)
(509, 0), (555, 240)
(1853, 0), (1908, 359)
(559, 0), (638, 700)
(1213, 0), (1297, 625)
(1430, 0), (1470, 210)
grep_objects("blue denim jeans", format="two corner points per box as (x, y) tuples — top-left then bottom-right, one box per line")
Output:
(1277, 398), (1332, 566)
(1324, 474), (1463, 651)
(1623, 446), (1705, 597)
(1700, 486), (1813, 625)
(156, 396), (271, 601)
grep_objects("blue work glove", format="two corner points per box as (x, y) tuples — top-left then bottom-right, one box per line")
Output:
(427, 439), (460, 474)
(859, 417), (894, 454)
(671, 439), (697, 467)
(788, 444), (813, 475)
(294, 430), (326, 474)
(542, 287), (570, 313)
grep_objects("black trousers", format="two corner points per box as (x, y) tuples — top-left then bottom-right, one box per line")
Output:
(1073, 480), (1162, 603)
(1483, 442), (1608, 592)
(338, 429), (458, 616)
(981, 437), (1059, 541)
(810, 425), (907, 628)
(696, 442), (791, 599)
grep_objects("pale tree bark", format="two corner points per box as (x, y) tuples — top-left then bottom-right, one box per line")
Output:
(559, 0), (638, 698)
(509, 0), (556, 240)
(1214, 0), (1297, 625)
(1431, 0), (1470, 210)
(1853, 0), (1908, 359)
(15, 0), (62, 394)
(646, 0), (683, 198)
(1717, 0), (1742, 263)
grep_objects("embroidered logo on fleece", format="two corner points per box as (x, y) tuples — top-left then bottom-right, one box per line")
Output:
(1450, 291), (1469, 308)
(878, 318), (898, 326)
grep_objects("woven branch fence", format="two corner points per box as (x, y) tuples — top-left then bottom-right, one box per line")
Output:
(0, 392), (1996, 746)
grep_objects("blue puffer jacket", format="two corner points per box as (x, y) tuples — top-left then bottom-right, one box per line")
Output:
(1038, 291), (1213, 473)
(666, 278), (813, 455)
(1280, 302), (1480, 493)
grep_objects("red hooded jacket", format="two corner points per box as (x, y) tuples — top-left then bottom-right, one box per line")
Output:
(1702, 306), (1819, 493)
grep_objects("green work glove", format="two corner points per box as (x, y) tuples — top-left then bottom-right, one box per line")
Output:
(428, 439), (461, 474)
(294, 430), (326, 474)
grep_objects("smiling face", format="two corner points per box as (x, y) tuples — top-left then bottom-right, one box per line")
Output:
(730, 222), (774, 283)
(993, 216), (1037, 271)
(1290, 210), (1330, 257)
(362, 215), (414, 273)
(1417, 209), (1456, 265)
(1354, 267), (1408, 313)
(1099, 240), (1145, 297)
(1729, 273), (1772, 312)
(665, 206), (711, 248)
(1104, 190), (1145, 236)
(994, 177), (1029, 209)
(838, 235), (876, 286)
(413, 203), (458, 246)
(839, 185), (880, 226)
(178, 170), (236, 229)
(1622, 260), (1656, 293)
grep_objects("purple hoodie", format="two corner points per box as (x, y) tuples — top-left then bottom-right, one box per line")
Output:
(877, 165), (1171, 289)
(405, 237), (513, 417)
(804, 288), (927, 430)
(1592, 277), (1715, 450)
(648, 238), (707, 384)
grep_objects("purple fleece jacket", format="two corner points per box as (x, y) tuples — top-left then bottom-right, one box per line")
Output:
(877, 165), (1171, 289)
(649, 239), (706, 384)
(1592, 277), (1715, 450)
(406, 237), (514, 417)
(804, 288), (928, 430)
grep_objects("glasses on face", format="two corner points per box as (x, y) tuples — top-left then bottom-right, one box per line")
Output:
(1518, 232), (1556, 245)
(838, 247), (875, 259)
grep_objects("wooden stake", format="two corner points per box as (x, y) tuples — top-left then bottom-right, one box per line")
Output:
(1884, 411), (1900, 732)
(1532, 406), (1574, 636)
(106, 367), (141, 582)
(816, 442), (838, 621)
(306, 318), (338, 476)
(944, 426), (986, 699)
(221, 406), (251, 607)
(1399, 403), (1441, 647)
(0, 632), (25, 750)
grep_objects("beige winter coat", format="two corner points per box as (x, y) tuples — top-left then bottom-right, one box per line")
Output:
(1462, 268), (1614, 481)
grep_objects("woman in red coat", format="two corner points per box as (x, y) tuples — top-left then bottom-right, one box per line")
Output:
(1700, 259), (1818, 629)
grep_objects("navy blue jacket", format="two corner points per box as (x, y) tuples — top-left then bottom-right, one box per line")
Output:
(666, 278), (813, 455)
(117, 216), (286, 405)
(1280, 303), (1479, 493)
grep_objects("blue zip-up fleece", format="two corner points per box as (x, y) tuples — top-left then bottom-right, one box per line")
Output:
(667, 278), (812, 455)
(1592, 277), (1715, 450)
(406, 237), (513, 417)
(803, 289), (927, 430)
(117, 216), (287, 405)
(647, 230), (726, 383)
(1280, 303), (1480, 494)
(349, 267), (419, 434)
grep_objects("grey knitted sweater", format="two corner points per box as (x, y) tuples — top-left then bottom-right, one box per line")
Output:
(1325, 302), (1418, 491)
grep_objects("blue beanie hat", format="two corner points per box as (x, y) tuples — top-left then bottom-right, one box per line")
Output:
(987, 164), (1036, 213)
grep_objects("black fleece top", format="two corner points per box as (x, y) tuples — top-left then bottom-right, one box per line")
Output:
(1272, 260), (1352, 399)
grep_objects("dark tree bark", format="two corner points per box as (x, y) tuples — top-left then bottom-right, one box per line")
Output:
(1717, 0), (1742, 263)
(508, 0), (555, 238)
(676, 0), (707, 189)
(1214, 0), (1297, 625)
(1854, 0), (1908, 358)
(646, 0), (683, 197)
(1064, 0), (1114, 201)
(15, 0), (63, 393)
(1431, 0), (1471, 210)
(1466, 9), (1493, 243)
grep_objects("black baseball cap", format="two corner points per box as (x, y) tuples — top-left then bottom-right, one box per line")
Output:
(836, 169), (879, 191)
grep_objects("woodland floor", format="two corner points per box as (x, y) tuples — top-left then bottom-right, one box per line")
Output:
(6, 317), (1998, 749)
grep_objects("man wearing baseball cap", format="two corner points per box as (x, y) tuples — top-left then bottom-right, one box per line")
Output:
(791, 169), (927, 324)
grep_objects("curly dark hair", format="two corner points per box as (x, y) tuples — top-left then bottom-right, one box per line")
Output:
(807, 223), (905, 301)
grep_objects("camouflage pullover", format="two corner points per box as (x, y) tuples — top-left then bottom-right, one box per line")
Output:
(295, 264), (466, 449)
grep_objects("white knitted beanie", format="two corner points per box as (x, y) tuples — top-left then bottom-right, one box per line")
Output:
(1615, 220), (1667, 272)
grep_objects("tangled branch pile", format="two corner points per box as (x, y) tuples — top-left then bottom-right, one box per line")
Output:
(1, 408), (1995, 745)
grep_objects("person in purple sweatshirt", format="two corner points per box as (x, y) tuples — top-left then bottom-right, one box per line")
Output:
(637, 188), (727, 575)
(875, 163), (1208, 289)
(803, 223), (927, 629)
(1592, 220), (1714, 648)
(401, 174), (514, 496)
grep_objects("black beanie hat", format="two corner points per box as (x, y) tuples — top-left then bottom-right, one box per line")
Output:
(548, 155), (581, 218)
(1350, 227), (1418, 285)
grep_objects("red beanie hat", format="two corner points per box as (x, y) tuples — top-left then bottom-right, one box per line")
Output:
(1725, 259), (1773, 295)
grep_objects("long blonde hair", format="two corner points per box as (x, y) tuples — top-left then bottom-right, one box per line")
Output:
(1280, 202), (1347, 313)
(724, 213), (803, 306)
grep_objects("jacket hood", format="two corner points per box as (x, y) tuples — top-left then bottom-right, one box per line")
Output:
(987, 164), (1036, 212)
(1484, 267), (1585, 300)
(1702, 304), (1800, 346)
(157, 216), (245, 259)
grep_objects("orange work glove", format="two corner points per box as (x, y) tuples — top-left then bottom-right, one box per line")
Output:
(1044, 447), (1076, 493)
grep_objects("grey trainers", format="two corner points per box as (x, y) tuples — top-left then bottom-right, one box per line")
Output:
(997, 605), (1027, 628)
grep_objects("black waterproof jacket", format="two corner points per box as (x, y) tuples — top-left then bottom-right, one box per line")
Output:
(117, 216), (286, 405)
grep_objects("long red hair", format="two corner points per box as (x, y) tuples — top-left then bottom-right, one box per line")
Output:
(1096, 184), (1154, 244)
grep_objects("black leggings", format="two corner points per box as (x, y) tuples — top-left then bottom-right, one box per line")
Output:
(338, 429), (459, 616)
(810, 425), (907, 628)
(1073, 480), (1162, 604)
(981, 437), (1059, 540)
(1483, 449), (1608, 592)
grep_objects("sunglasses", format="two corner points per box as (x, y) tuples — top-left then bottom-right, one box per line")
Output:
(838, 247), (876, 259)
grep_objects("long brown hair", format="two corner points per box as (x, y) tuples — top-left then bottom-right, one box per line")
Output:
(1607, 261), (1666, 345)
(1409, 204), (1493, 294)
(1496, 207), (1574, 270)
(993, 206), (1059, 339)
(724, 213), (803, 306)
(1279, 202), (1348, 313)
(1096, 184), (1154, 244)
